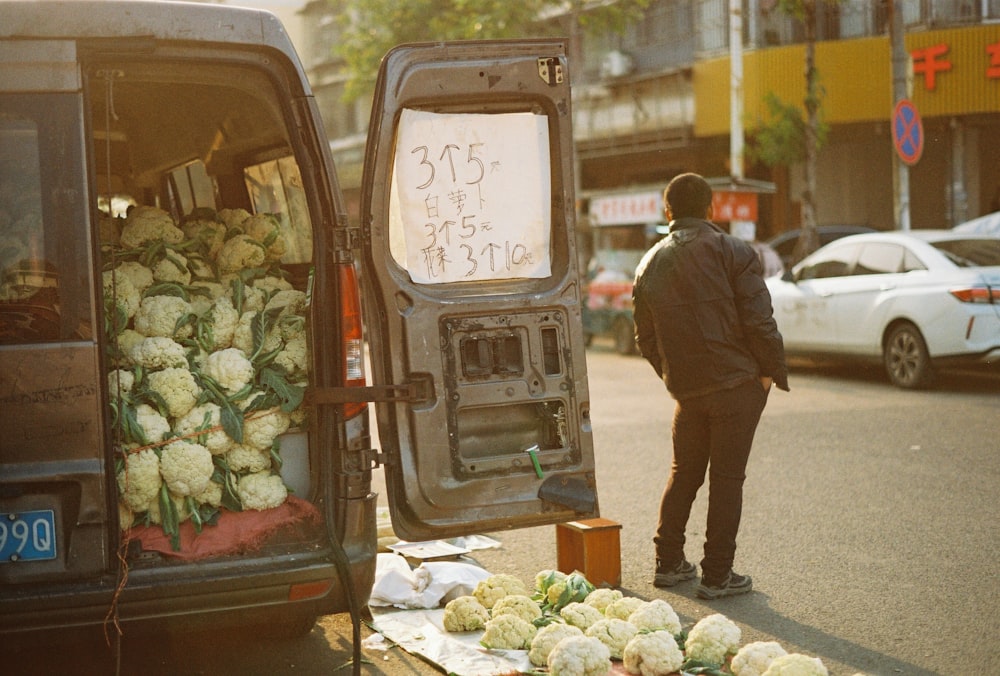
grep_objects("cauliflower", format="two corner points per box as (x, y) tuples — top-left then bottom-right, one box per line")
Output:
(603, 596), (644, 621)
(731, 641), (789, 676)
(217, 234), (267, 274)
(202, 347), (254, 395)
(232, 310), (282, 355)
(119, 206), (184, 249)
(146, 488), (191, 525)
(158, 440), (214, 497)
(242, 408), (291, 451)
(173, 403), (234, 456)
(535, 568), (568, 595)
(622, 630), (684, 676)
(225, 444), (272, 473)
(128, 336), (189, 371)
(193, 479), (224, 509)
(264, 288), (307, 317)
(103, 270), (140, 320)
(114, 261), (155, 294)
(684, 613), (742, 666)
(152, 251), (192, 285)
(116, 448), (161, 512)
(253, 275), (293, 296)
(237, 471), (288, 510)
(135, 403), (171, 445)
(442, 595), (490, 632)
(585, 618), (638, 660)
(627, 599), (682, 635)
(473, 573), (530, 610)
(117, 329), (145, 359)
(480, 613), (536, 650)
(762, 654), (828, 676)
(243, 213), (286, 261)
(547, 635), (611, 676)
(560, 601), (604, 631)
(491, 594), (542, 625)
(108, 368), (135, 395)
(207, 296), (239, 350)
(217, 207), (251, 231)
(274, 331), (308, 375)
(583, 588), (622, 614)
(134, 295), (193, 339)
(529, 622), (584, 666)
(147, 367), (201, 419)
(182, 218), (226, 259)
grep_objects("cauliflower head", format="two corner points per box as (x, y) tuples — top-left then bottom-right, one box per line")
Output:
(731, 641), (789, 676)
(114, 261), (155, 294)
(441, 595), (490, 632)
(128, 336), (188, 371)
(158, 440), (214, 497)
(491, 594), (542, 625)
(225, 443), (272, 473)
(119, 206), (184, 249)
(193, 479), (224, 508)
(103, 270), (140, 320)
(762, 654), (828, 676)
(243, 213), (286, 262)
(202, 347), (254, 395)
(134, 295), (193, 339)
(135, 403), (171, 445)
(583, 588), (622, 614)
(152, 251), (191, 285)
(560, 602), (605, 631)
(242, 408), (291, 451)
(627, 599), (682, 635)
(274, 331), (308, 376)
(528, 622), (584, 667)
(116, 448), (162, 512)
(547, 635), (611, 676)
(207, 296), (239, 350)
(147, 367), (201, 419)
(217, 234), (267, 274)
(173, 403), (233, 456)
(622, 630), (684, 676)
(217, 207), (251, 231)
(480, 613), (536, 651)
(603, 596), (644, 621)
(473, 574), (530, 610)
(108, 368), (135, 395)
(237, 471), (288, 510)
(585, 617), (638, 660)
(684, 613), (742, 666)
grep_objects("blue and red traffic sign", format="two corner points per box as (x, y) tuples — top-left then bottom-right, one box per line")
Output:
(892, 99), (923, 166)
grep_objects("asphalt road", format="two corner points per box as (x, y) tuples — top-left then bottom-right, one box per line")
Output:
(8, 344), (998, 675)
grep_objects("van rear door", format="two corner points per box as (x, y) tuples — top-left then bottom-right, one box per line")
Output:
(361, 40), (599, 540)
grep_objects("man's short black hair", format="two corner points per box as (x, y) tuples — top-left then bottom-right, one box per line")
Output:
(664, 173), (713, 220)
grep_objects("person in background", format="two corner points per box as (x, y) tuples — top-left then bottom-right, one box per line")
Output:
(632, 172), (789, 599)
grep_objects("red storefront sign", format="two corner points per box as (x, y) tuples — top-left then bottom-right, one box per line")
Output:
(711, 191), (758, 222)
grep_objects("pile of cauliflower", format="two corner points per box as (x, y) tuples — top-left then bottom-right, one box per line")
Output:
(437, 569), (835, 676)
(104, 205), (309, 549)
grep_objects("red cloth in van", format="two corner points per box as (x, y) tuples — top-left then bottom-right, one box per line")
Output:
(127, 496), (323, 560)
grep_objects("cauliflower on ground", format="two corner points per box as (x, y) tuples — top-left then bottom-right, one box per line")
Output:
(603, 596), (644, 621)
(152, 251), (192, 285)
(529, 622), (584, 667)
(547, 635), (611, 676)
(225, 443), (272, 473)
(135, 403), (171, 445)
(762, 653), (828, 676)
(473, 573), (530, 610)
(134, 295), (193, 339)
(560, 602), (605, 631)
(535, 568), (568, 594)
(583, 588), (622, 614)
(237, 471), (288, 510)
(202, 347), (254, 395)
(627, 599), (682, 635)
(480, 613), (537, 651)
(119, 206), (184, 249)
(158, 440), (214, 497)
(442, 595), (490, 632)
(173, 403), (234, 456)
(622, 630), (684, 676)
(116, 448), (162, 512)
(684, 613), (742, 666)
(585, 617), (638, 660)
(147, 367), (201, 419)
(217, 234), (267, 274)
(731, 641), (789, 676)
(491, 594), (542, 625)
(128, 336), (188, 371)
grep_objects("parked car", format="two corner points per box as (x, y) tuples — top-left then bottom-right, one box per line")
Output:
(765, 230), (1000, 388)
(767, 225), (876, 270)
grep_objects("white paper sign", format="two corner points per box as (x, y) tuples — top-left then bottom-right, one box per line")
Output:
(390, 109), (551, 284)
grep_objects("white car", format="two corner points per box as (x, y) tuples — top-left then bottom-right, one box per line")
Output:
(765, 230), (1000, 388)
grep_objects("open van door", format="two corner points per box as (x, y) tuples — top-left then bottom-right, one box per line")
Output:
(361, 40), (598, 541)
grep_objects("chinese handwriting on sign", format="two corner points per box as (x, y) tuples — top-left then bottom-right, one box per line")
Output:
(910, 39), (1000, 91)
(392, 110), (552, 284)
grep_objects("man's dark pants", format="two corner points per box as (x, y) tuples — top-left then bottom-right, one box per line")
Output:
(654, 379), (769, 583)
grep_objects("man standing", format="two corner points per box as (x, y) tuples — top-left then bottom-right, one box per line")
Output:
(632, 173), (789, 599)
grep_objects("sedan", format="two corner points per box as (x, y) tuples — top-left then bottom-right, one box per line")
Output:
(765, 230), (1000, 388)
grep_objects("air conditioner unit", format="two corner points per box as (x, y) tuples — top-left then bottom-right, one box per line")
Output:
(600, 50), (634, 79)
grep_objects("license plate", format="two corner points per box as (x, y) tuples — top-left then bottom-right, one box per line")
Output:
(1, 510), (57, 563)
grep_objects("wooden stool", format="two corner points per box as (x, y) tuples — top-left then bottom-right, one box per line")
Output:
(555, 517), (622, 588)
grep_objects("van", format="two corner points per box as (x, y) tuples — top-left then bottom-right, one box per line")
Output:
(0, 0), (597, 645)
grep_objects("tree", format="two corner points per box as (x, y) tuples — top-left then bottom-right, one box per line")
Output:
(334, 0), (649, 102)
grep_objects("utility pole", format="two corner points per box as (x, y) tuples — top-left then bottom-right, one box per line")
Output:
(729, 0), (744, 181)
(890, 0), (911, 230)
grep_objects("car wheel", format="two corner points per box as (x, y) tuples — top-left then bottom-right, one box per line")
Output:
(883, 322), (934, 389)
(613, 317), (636, 355)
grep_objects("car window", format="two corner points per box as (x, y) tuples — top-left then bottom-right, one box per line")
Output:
(932, 239), (1000, 267)
(796, 242), (861, 280)
(853, 243), (904, 275)
(902, 248), (927, 272)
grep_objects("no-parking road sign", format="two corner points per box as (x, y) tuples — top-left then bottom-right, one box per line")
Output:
(892, 99), (923, 166)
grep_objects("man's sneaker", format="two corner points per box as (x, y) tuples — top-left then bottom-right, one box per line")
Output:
(696, 572), (753, 599)
(653, 559), (697, 587)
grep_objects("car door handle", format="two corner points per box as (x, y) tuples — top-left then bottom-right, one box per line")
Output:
(880, 284), (895, 291)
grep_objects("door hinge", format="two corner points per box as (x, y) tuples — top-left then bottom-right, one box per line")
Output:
(359, 447), (388, 469)
(333, 223), (361, 256)
(308, 379), (432, 405)
(537, 57), (564, 86)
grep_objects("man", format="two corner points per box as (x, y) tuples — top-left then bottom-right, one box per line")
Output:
(632, 173), (789, 599)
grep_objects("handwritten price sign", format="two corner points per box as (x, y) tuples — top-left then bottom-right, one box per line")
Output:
(391, 109), (552, 284)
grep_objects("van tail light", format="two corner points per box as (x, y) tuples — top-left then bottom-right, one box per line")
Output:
(338, 262), (367, 419)
(949, 285), (999, 304)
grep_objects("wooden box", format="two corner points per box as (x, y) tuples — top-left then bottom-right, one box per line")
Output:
(555, 518), (622, 588)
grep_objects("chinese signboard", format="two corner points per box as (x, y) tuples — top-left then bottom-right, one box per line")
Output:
(589, 191), (662, 226)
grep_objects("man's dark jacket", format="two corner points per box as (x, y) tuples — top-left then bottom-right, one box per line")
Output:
(632, 217), (789, 400)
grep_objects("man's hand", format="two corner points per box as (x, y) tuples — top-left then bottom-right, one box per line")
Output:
(759, 376), (773, 391)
